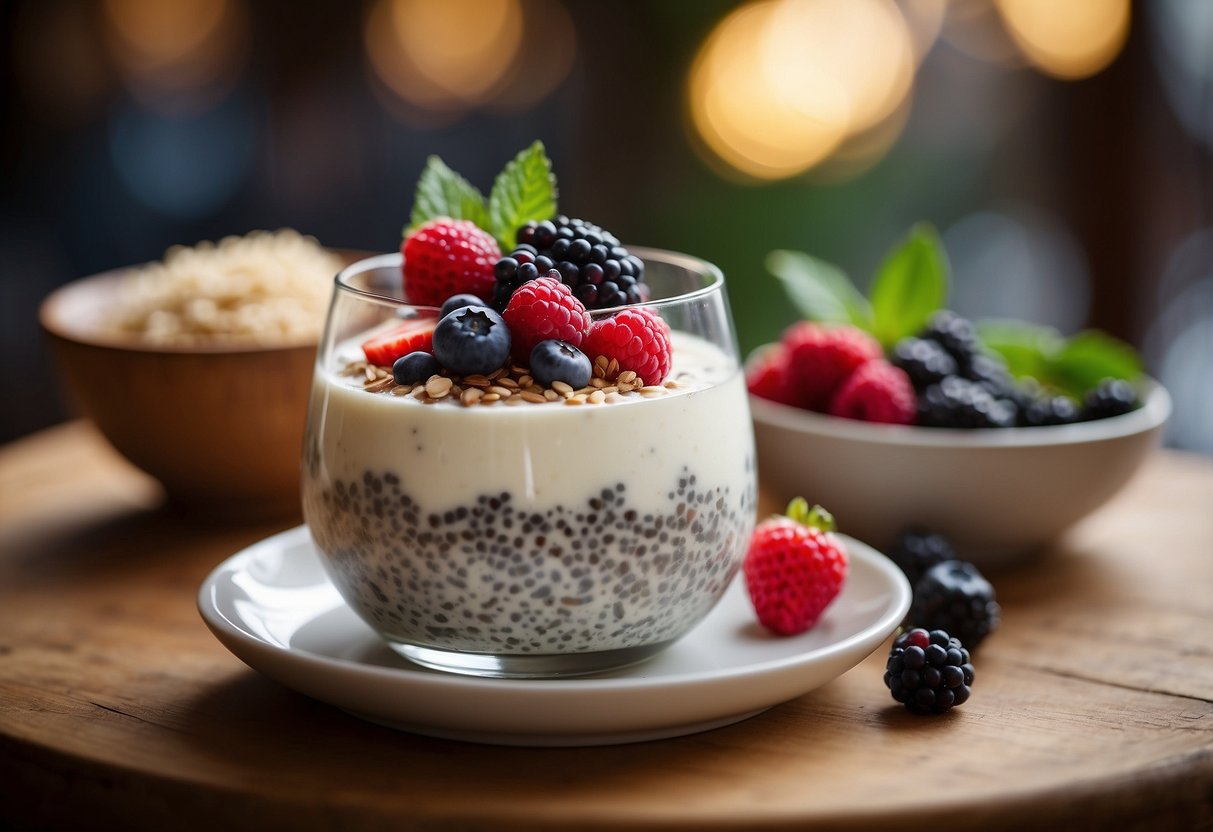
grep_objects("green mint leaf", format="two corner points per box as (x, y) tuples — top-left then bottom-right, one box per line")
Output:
(407, 155), (490, 234)
(488, 140), (557, 251)
(1051, 330), (1143, 394)
(868, 223), (949, 349)
(765, 250), (872, 328)
(977, 319), (1065, 381)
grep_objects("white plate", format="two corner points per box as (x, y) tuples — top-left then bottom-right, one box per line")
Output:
(198, 525), (910, 746)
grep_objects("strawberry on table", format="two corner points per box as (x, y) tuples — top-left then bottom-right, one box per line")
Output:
(744, 499), (848, 636)
(361, 317), (436, 367)
(402, 218), (501, 307)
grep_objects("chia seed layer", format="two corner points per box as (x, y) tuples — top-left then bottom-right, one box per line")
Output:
(304, 464), (755, 656)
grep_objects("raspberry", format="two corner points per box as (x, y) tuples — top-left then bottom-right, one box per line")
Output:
(402, 218), (501, 307)
(883, 627), (974, 714)
(781, 322), (882, 411)
(888, 527), (956, 589)
(501, 274), (592, 363)
(745, 345), (803, 407)
(828, 360), (916, 424)
(908, 561), (1000, 651)
(361, 317), (436, 367)
(493, 216), (649, 311)
(743, 499), (848, 636)
(582, 307), (673, 385)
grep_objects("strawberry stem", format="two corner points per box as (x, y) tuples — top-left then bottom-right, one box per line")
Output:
(785, 498), (836, 533)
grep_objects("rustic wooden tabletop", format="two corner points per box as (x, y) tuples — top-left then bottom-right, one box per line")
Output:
(1, 421), (1211, 831)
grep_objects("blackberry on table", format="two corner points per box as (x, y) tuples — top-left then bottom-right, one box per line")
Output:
(889, 527), (956, 588)
(884, 627), (974, 714)
(891, 337), (957, 390)
(918, 376), (1017, 428)
(493, 216), (649, 311)
(1082, 378), (1139, 421)
(909, 561), (1000, 651)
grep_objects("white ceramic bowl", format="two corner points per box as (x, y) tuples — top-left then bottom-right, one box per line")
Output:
(750, 372), (1171, 568)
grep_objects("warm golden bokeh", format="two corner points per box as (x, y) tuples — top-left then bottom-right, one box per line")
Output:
(687, 0), (916, 181)
(995, 0), (1131, 80)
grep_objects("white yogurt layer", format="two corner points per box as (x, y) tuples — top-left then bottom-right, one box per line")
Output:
(301, 331), (756, 659)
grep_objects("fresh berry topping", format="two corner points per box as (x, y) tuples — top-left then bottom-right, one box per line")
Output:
(884, 627), (974, 714)
(828, 360), (916, 424)
(1081, 378), (1138, 420)
(743, 499), (848, 636)
(1021, 393), (1080, 426)
(493, 216), (649, 311)
(431, 305), (512, 376)
(402, 218), (501, 307)
(781, 322), (882, 411)
(891, 337), (957, 391)
(917, 376), (1017, 428)
(908, 561), (1000, 651)
(392, 351), (440, 385)
(889, 527), (957, 588)
(920, 310), (982, 371)
(501, 274), (592, 362)
(530, 339), (592, 389)
(361, 318), (437, 367)
(963, 352), (1017, 400)
(440, 293), (486, 320)
(746, 345), (804, 407)
(582, 307), (673, 385)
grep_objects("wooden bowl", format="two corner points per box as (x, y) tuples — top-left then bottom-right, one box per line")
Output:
(39, 267), (324, 520)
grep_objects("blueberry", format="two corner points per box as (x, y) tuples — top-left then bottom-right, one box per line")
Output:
(393, 351), (440, 385)
(440, 293), (484, 319)
(432, 306), (511, 376)
(530, 339), (592, 389)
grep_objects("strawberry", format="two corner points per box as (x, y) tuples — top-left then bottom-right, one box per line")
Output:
(402, 218), (501, 307)
(361, 317), (437, 367)
(781, 322), (881, 411)
(828, 359), (916, 424)
(743, 499), (848, 636)
(582, 307), (673, 385)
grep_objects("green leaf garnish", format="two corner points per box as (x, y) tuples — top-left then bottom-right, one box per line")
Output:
(868, 223), (949, 349)
(488, 140), (557, 251)
(977, 320), (1142, 398)
(765, 250), (872, 328)
(785, 498), (836, 533)
(407, 155), (491, 234)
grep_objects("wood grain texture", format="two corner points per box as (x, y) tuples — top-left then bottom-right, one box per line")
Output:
(1, 422), (1211, 831)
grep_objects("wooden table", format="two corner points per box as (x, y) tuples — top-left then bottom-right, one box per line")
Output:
(2, 422), (1211, 831)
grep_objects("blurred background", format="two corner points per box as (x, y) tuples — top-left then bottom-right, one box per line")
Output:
(2, 0), (1210, 451)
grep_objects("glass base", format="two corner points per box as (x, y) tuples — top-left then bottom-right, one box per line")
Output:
(388, 640), (672, 679)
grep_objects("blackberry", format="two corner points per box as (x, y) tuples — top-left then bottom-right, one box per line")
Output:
(908, 561), (1000, 650)
(891, 337), (957, 390)
(493, 216), (649, 311)
(920, 310), (982, 371)
(964, 352), (1017, 400)
(918, 376), (1017, 428)
(1022, 393), (1080, 426)
(1081, 378), (1139, 421)
(889, 527), (957, 588)
(884, 627), (974, 714)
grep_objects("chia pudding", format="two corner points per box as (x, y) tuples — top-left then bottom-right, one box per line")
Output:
(302, 331), (756, 674)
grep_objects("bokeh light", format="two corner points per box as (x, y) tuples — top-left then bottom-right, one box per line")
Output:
(102, 0), (248, 111)
(995, 0), (1130, 80)
(366, 0), (574, 120)
(687, 0), (916, 182)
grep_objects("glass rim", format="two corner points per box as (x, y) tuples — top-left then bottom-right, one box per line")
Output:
(332, 246), (726, 313)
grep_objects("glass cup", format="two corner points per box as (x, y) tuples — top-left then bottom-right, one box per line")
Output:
(302, 249), (756, 678)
